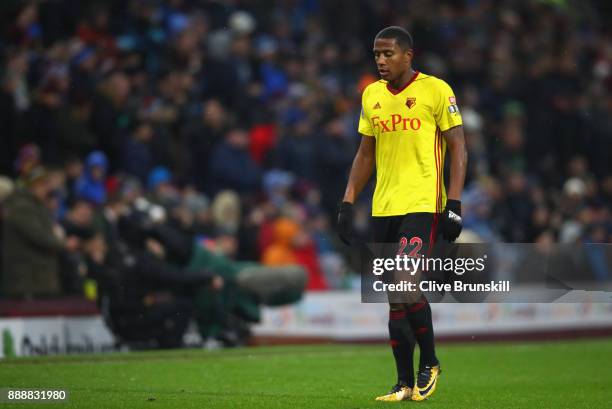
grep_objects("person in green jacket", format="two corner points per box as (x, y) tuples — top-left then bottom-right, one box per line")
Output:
(2, 167), (74, 297)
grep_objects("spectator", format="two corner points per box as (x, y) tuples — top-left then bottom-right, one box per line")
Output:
(0, 50), (29, 174)
(122, 122), (155, 183)
(13, 143), (41, 186)
(314, 117), (355, 216)
(185, 99), (230, 191)
(0, 176), (15, 281)
(18, 74), (69, 165)
(2, 167), (74, 297)
(147, 166), (181, 209)
(56, 92), (97, 162)
(211, 190), (241, 236)
(262, 217), (299, 266)
(208, 128), (261, 195)
(90, 71), (131, 168)
(274, 120), (315, 180)
(0, 177), (15, 204)
(262, 217), (327, 290)
(75, 151), (108, 206)
(69, 47), (98, 99)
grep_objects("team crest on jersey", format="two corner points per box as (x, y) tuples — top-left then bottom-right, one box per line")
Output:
(405, 97), (416, 109)
(373, 102), (381, 109)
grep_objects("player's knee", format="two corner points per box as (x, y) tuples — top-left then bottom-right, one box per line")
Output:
(405, 300), (428, 313)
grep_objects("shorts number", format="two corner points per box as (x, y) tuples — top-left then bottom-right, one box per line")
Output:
(398, 236), (423, 257)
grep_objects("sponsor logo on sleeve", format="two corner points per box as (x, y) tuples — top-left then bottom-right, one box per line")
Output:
(448, 96), (459, 114)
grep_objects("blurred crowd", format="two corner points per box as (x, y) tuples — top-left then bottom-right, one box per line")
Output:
(0, 0), (611, 310)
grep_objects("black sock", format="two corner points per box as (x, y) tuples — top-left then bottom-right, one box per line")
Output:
(405, 300), (438, 368)
(388, 309), (416, 386)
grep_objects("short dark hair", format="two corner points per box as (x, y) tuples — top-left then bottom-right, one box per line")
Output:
(375, 26), (414, 50)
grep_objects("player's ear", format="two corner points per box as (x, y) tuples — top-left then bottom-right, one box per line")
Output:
(404, 48), (413, 63)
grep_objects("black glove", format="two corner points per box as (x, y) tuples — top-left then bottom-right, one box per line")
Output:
(337, 201), (354, 245)
(441, 199), (462, 242)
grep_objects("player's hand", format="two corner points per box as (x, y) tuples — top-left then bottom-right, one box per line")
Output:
(336, 201), (354, 245)
(441, 199), (462, 242)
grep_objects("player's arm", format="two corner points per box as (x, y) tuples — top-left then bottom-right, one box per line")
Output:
(440, 124), (467, 241)
(337, 133), (375, 245)
(434, 78), (466, 242)
(343, 134), (376, 204)
(442, 125), (467, 201)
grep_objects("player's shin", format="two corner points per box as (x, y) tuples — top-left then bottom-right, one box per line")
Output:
(388, 308), (416, 386)
(404, 299), (438, 368)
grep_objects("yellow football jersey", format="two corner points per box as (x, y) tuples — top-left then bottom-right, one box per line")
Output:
(358, 72), (462, 216)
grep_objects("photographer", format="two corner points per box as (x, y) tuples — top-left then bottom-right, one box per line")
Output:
(93, 182), (221, 348)
(59, 199), (96, 295)
(115, 177), (307, 346)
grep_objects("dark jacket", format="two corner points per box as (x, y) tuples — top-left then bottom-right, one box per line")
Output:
(121, 137), (154, 184)
(208, 142), (261, 195)
(2, 189), (64, 297)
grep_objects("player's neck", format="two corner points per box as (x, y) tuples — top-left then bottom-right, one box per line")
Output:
(388, 68), (416, 91)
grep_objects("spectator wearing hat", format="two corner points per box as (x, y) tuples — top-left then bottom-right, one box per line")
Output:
(75, 151), (108, 206)
(147, 166), (181, 209)
(2, 167), (75, 297)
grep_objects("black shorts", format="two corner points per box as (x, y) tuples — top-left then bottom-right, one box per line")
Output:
(371, 213), (445, 304)
(371, 213), (441, 256)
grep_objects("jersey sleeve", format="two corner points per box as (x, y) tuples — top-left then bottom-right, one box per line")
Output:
(357, 88), (375, 136)
(433, 79), (463, 132)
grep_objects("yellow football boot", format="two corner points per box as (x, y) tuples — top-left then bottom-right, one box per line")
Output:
(375, 383), (413, 402)
(411, 365), (441, 401)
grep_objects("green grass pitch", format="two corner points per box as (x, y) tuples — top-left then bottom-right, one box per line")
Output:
(2, 338), (611, 408)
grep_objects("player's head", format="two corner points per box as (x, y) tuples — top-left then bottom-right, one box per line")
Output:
(373, 26), (414, 82)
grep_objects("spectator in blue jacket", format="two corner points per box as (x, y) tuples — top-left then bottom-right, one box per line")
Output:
(75, 151), (107, 206)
